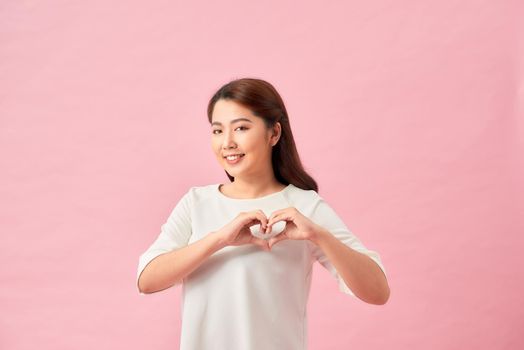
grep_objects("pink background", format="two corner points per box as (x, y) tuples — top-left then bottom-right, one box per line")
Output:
(1, 1), (523, 349)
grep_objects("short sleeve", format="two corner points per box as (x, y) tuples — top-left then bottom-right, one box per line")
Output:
(307, 196), (387, 297)
(136, 189), (193, 295)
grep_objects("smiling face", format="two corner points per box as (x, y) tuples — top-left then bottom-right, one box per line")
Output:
(211, 99), (280, 180)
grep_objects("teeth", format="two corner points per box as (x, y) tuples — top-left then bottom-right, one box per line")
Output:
(226, 154), (242, 160)
(227, 154), (240, 160)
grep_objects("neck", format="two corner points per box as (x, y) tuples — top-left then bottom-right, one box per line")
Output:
(229, 176), (284, 198)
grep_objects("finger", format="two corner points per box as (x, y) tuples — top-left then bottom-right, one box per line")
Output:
(269, 207), (294, 219)
(267, 208), (285, 222)
(243, 211), (267, 230)
(251, 236), (270, 251)
(267, 212), (292, 227)
(268, 234), (287, 249)
(258, 210), (269, 229)
(253, 210), (268, 230)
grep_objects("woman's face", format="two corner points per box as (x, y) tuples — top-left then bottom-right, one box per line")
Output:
(211, 99), (279, 180)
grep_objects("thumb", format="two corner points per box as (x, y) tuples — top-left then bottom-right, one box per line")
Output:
(268, 234), (286, 249)
(252, 237), (270, 251)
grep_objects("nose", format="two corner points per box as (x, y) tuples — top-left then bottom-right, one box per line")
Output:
(222, 130), (237, 150)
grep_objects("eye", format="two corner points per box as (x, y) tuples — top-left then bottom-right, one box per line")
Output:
(212, 126), (248, 135)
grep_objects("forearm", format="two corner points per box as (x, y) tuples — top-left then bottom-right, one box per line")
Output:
(138, 231), (227, 294)
(309, 228), (390, 305)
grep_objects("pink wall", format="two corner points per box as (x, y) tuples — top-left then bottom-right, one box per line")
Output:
(1, 1), (522, 349)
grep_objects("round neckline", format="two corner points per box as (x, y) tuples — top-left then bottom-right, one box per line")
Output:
(216, 183), (292, 201)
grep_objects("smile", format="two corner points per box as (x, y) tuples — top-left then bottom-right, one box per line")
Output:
(224, 154), (245, 164)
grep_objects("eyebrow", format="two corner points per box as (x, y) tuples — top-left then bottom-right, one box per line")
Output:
(211, 117), (253, 127)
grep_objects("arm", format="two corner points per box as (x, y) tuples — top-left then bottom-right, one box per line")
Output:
(309, 227), (390, 305)
(137, 231), (227, 294)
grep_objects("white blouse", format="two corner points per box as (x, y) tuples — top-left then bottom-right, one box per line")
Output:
(136, 183), (387, 350)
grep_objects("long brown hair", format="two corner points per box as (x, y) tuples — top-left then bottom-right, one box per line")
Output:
(207, 77), (318, 192)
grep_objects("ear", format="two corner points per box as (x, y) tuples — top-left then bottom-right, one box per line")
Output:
(271, 122), (281, 146)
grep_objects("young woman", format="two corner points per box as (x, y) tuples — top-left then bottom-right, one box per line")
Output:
(136, 78), (390, 350)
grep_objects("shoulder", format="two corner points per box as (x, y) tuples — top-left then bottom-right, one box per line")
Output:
(284, 184), (324, 208)
(182, 183), (220, 204)
(288, 183), (322, 198)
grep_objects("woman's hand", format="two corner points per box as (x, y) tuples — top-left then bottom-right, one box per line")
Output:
(265, 207), (322, 249)
(215, 210), (271, 251)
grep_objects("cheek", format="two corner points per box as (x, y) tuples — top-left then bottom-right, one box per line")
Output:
(211, 140), (222, 156)
(243, 134), (264, 151)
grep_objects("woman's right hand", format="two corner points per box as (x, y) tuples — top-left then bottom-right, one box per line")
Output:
(215, 210), (270, 251)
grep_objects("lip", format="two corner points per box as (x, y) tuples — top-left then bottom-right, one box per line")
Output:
(224, 153), (245, 164)
(223, 153), (245, 158)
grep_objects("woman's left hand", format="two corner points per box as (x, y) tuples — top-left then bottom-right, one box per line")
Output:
(265, 207), (322, 249)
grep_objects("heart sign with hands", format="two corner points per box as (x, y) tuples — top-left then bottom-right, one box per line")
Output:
(262, 207), (322, 250)
(216, 210), (271, 251)
(249, 208), (286, 240)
